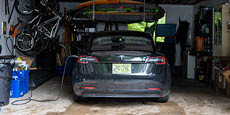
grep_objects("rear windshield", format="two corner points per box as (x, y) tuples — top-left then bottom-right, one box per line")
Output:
(91, 35), (153, 52)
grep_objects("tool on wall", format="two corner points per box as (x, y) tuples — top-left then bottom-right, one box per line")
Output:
(8, 0), (16, 23)
(9, 18), (22, 38)
(5, 0), (10, 15)
(7, 17), (22, 55)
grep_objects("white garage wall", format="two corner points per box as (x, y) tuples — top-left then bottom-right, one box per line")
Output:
(161, 5), (194, 45)
(0, 0), (18, 56)
(160, 5), (195, 66)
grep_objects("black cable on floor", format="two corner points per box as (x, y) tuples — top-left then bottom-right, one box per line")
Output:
(11, 55), (78, 105)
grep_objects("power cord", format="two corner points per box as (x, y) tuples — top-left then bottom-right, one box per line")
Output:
(5, 36), (13, 55)
(11, 55), (78, 105)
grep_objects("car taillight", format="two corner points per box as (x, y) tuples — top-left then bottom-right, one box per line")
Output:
(78, 55), (98, 64)
(80, 87), (96, 90)
(148, 88), (162, 90)
(147, 56), (166, 65)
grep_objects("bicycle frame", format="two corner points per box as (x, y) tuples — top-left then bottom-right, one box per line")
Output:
(28, 14), (62, 39)
(41, 15), (62, 38)
(15, 0), (63, 55)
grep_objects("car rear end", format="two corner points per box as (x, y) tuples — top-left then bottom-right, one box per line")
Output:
(72, 31), (171, 99)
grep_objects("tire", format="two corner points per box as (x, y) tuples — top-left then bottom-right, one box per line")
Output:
(22, 38), (45, 56)
(15, 0), (35, 15)
(15, 32), (35, 52)
(157, 95), (169, 103)
(157, 81), (171, 103)
(73, 95), (87, 102)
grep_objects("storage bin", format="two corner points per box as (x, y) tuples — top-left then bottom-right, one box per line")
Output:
(10, 70), (30, 98)
(0, 64), (12, 106)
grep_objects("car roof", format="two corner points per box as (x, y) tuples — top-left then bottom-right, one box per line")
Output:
(88, 31), (153, 40)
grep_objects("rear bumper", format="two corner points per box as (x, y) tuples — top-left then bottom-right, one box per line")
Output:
(73, 80), (170, 98)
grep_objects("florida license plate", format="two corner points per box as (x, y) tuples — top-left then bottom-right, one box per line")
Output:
(112, 64), (131, 74)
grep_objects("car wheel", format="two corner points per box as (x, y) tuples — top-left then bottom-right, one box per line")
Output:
(73, 95), (87, 102)
(157, 95), (169, 103)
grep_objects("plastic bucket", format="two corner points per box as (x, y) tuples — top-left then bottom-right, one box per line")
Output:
(0, 64), (12, 106)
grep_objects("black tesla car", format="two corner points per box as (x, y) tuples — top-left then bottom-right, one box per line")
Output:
(72, 31), (171, 102)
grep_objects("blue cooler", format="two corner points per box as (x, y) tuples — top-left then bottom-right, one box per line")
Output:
(10, 70), (30, 98)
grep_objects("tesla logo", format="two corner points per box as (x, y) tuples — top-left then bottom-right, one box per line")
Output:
(119, 55), (125, 60)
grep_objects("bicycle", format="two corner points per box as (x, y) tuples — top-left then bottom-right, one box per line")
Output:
(14, 0), (63, 56)
(15, 0), (59, 16)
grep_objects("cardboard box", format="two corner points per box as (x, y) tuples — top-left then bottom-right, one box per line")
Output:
(16, 55), (34, 69)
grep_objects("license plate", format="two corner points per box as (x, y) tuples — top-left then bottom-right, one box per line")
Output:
(112, 64), (131, 74)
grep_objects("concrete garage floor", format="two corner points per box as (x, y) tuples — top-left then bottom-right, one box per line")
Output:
(1, 77), (230, 115)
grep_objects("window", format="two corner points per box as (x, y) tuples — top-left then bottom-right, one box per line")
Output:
(91, 35), (153, 52)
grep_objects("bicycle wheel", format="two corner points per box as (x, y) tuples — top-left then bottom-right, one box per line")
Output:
(15, 0), (36, 15)
(22, 38), (45, 56)
(15, 32), (35, 52)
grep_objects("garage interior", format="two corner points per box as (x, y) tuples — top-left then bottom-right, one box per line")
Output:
(0, 0), (230, 115)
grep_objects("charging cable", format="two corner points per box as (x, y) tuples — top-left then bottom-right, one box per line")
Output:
(5, 36), (13, 55)
(11, 55), (79, 105)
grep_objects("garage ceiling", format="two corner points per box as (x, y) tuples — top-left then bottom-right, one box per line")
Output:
(59, 0), (206, 5)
